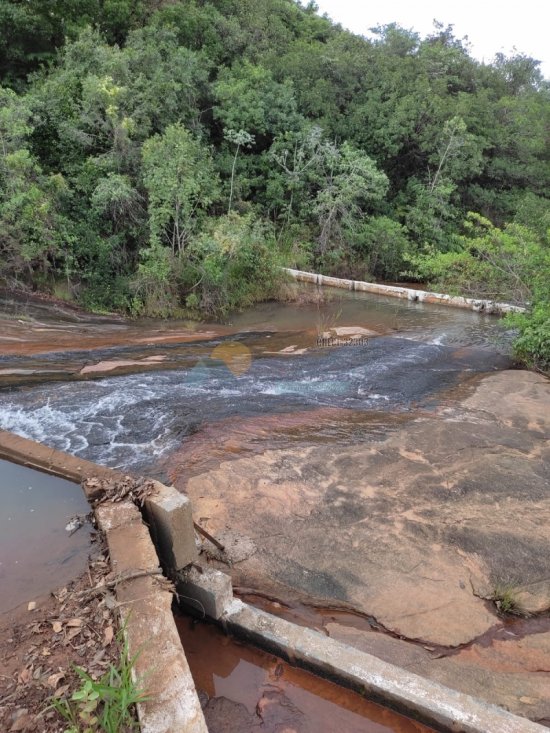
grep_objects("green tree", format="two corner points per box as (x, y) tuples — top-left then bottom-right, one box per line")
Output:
(142, 123), (219, 253)
(313, 141), (388, 255)
(224, 128), (255, 214)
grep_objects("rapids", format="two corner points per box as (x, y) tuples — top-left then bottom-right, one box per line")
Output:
(0, 288), (512, 471)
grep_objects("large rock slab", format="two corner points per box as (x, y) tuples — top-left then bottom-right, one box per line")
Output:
(172, 369), (550, 714)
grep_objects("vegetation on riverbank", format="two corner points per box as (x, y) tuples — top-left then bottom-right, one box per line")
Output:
(0, 0), (548, 363)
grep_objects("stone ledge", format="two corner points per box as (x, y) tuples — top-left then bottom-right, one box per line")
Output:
(283, 268), (526, 315)
(99, 501), (207, 733)
(0, 429), (123, 492)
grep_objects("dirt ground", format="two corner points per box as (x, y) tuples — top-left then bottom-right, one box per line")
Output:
(0, 539), (121, 733)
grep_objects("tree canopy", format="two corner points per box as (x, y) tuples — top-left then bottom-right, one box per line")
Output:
(0, 0), (548, 364)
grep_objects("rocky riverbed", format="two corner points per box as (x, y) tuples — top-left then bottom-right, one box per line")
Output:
(169, 368), (550, 722)
(1, 288), (549, 724)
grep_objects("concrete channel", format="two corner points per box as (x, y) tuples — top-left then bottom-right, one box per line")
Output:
(0, 429), (545, 733)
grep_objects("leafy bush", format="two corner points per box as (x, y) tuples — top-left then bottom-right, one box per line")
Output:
(350, 216), (412, 280)
(130, 241), (177, 317)
(511, 304), (550, 371)
(409, 213), (550, 370)
(179, 213), (283, 317)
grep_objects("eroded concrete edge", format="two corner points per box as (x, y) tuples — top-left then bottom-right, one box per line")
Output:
(0, 430), (207, 733)
(178, 567), (545, 733)
(222, 600), (544, 733)
(283, 267), (526, 315)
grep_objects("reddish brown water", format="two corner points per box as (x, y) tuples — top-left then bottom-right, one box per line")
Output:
(238, 593), (550, 655)
(175, 613), (435, 733)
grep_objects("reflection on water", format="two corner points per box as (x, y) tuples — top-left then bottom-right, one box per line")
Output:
(0, 287), (512, 470)
(227, 286), (514, 349)
(176, 613), (433, 733)
(0, 460), (92, 611)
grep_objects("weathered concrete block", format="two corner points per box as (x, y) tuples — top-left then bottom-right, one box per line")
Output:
(98, 499), (160, 575)
(117, 577), (208, 733)
(95, 500), (141, 533)
(144, 482), (197, 572)
(98, 500), (207, 731)
(176, 567), (232, 620)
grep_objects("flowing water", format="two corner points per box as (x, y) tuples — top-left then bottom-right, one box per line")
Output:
(0, 288), (512, 472)
(0, 288), (534, 727)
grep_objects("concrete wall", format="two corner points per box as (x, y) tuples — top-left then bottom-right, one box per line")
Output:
(0, 430), (207, 733)
(283, 268), (526, 315)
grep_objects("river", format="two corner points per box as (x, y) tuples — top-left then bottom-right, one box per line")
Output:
(0, 287), (511, 471)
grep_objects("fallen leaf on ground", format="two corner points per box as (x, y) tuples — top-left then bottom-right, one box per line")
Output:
(66, 618), (82, 628)
(52, 621), (62, 634)
(53, 684), (70, 698)
(10, 713), (32, 731)
(103, 626), (114, 646)
(64, 628), (81, 643)
(47, 671), (65, 689)
(17, 668), (31, 684)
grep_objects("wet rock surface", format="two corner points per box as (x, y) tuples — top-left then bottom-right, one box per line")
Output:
(174, 369), (550, 719)
(2, 290), (547, 723)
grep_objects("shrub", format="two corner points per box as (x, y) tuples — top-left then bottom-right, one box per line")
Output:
(178, 213), (283, 317)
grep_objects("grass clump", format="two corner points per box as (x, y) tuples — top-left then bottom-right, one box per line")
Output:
(50, 631), (146, 733)
(491, 584), (523, 616)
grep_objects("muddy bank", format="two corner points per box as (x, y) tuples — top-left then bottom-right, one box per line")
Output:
(171, 369), (550, 721)
(0, 541), (122, 733)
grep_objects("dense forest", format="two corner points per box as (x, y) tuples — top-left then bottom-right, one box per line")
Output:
(0, 0), (549, 366)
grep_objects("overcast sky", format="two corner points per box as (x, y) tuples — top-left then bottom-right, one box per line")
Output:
(313, 0), (549, 79)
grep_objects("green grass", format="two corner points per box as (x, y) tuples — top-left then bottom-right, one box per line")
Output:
(491, 583), (523, 616)
(50, 630), (147, 733)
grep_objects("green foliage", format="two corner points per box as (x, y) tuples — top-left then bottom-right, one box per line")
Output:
(491, 583), (523, 616)
(131, 241), (176, 317)
(512, 305), (550, 372)
(410, 213), (546, 302)
(313, 141), (388, 256)
(0, 89), (74, 284)
(350, 216), (412, 279)
(0, 0), (547, 339)
(410, 213), (550, 369)
(179, 213), (283, 316)
(214, 62), (302, 142)
(50, 629), (146, 733)
(142, 123), (219, 252)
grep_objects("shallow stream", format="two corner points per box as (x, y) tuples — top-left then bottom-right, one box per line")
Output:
(176, 613), (434, 733)
(0, 288), (512, 472)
